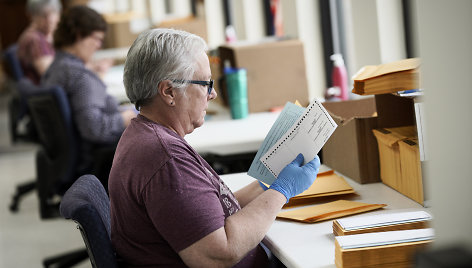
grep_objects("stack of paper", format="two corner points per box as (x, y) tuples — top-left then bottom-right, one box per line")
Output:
(285, 170), (355, 207)
(247, 99), (337, 185)
(335, 228), (434, 268)
(352, 58), (420, 96)
(277, 200), (386, 223)
(333, 210), (432, 236)
(247, 102), (305, 185)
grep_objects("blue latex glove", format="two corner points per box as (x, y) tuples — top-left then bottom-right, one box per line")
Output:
(269, 153), (321, 203)
(258, 181), (269, 191)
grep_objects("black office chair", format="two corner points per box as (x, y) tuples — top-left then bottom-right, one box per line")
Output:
(60, 174), (119, 268)
(3, 45), (39, 213)
(8, 78), (43, 213)
(27, 86), (116, 267)
(2, 44), (37, 143)
(3, 44), (24, 81)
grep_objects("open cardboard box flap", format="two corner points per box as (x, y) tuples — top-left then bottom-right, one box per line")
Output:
(322, 97), (380, 184)
(324, 97), (378, 126)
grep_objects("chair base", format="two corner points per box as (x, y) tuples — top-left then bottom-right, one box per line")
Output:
(9, 180), (36, 212)
(43, 248), (89, 268)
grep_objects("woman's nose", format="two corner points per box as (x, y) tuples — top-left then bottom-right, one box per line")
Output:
(209, 88), (217, 100)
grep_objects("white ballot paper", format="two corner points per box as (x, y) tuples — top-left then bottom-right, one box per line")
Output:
(247, 102), (305, 185)
(261, 99), (337, 178)
(335, 228), (435, 249)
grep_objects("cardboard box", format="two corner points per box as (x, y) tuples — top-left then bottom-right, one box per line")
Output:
(322, 97), (380, 184)
(103, 12), (139, 49)
(374, 94), (417, 128)
(399, 138), (424, 204)
(207, 54), (225, 108)
(218, 39), (309, 113)
(372, 126), (424, 205)
(156, 16), (208, 43)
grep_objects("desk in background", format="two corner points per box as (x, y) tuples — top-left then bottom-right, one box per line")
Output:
(185, 111), (278, 155)
(94, 46), (129, 61)
(220, 166), (428, 268)
(103, 64), (128, 103)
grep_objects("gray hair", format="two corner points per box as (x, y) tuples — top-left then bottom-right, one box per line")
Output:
(124, 28), (208, 110)
(27, 0), (62, 16)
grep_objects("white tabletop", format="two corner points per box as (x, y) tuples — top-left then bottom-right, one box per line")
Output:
(103, 64), (129, 103)
(220, 166), (429, 268)
(185, 111), (279, 155)
(94, 47), (130, 61)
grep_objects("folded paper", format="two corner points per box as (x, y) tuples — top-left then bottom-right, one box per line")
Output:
(333, 210), (432, 236)
(277, 200), (386, 223)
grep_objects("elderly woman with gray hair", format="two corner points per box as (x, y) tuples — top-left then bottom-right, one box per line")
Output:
(17, 0), (61, 84)
(108, 28), (321, 268)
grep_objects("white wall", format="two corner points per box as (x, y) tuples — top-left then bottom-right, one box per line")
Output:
(415, 0), (472, 249)
(232, 0), (265, 42)
(376, 0), (406, 63)
(168, 0), (191, 17)
(204, 0), (225, 48)
(284, 0), (326, 101)
(346, 0), (406, 73)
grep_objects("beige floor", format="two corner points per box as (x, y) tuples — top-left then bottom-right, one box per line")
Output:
(0, 91), (90, 267)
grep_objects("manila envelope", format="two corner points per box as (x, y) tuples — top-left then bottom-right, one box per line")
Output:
(277, 200), (387, 223)
(292, 170), (355, 199)
(283, 170), (356, 207)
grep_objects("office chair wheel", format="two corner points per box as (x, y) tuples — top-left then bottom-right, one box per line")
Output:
(42, 248), (89, 268)
(8, 181), (36, 213)
(9, 198), (19, 212)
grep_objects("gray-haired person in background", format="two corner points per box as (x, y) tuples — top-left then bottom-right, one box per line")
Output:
(17, 0), (61, 84)
(108, 28), (321, 267)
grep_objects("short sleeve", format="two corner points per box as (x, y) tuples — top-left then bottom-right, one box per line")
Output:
(18, 30), (52, 61)
(142, 152), (226, 252)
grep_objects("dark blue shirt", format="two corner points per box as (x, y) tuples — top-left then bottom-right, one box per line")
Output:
(41, 51), (124, 144)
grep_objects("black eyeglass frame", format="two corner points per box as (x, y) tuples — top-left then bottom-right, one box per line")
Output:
(172, 79), (214, 95)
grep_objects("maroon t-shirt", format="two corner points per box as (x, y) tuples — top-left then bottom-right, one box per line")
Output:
(17, 27), (54, 84)
(109, 115), (268, 267)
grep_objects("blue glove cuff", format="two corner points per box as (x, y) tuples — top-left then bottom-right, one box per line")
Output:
(269, 184), (290, 203)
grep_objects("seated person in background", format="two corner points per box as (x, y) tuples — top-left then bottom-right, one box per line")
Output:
(108, 28), (321, 268)
(17, 0), (61, 84)
(41, 5), (135, 146)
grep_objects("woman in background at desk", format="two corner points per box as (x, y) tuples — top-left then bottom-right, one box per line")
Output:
(17, 0), (61, 84)
(108, 28), (321, 268)
(41, 5), (135, 146)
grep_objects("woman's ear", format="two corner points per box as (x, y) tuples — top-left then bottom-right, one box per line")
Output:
(158, 80), (175, 106)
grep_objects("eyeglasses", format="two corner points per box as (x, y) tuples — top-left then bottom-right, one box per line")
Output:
(172, 80), (214, 95)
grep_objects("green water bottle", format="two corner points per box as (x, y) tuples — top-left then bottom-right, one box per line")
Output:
(225, 68), (248, 119)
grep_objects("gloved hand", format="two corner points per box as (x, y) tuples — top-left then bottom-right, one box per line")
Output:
(269, 153), (320, 203)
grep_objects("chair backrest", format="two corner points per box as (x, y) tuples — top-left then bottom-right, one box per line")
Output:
(60, 174), (118, 268)
(27, 86), (80, 213)
(3, 44), (24, 81)
(13, 78), (43, 124)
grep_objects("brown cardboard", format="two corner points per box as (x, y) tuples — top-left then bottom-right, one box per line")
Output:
(399, 138), (424, 204)
(156, 16), (208, 43)
(103, 12), (139, 49)
(218, 39), (309, 113)
(373, 126), (424, 205)
(322, 98), (380, 184)
(65, 0), (90, 8)
(374, 94), (417, 128)
(206, 54), (225, 109)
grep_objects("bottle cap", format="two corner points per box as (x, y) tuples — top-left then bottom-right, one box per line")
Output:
(330, 54), (344, 67)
